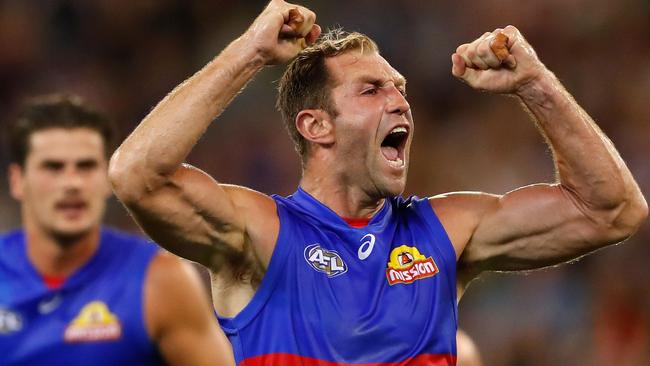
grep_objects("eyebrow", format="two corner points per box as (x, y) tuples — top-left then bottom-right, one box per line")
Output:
(40, 158), (99, 167)
(77, 159), (99, 168)
(41, 160), (65, 169)
(355, 74), (407, 88)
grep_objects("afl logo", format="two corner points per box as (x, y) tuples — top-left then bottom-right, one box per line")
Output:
(304, 244), (348, 278)
(0, 308), (22, 334)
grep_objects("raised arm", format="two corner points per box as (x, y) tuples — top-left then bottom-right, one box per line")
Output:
(108, 0), (320, 268)
(437, 26), (647, 289)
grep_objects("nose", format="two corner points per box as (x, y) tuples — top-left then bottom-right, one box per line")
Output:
(386, 86), (410, 115)
(61, 166), (84, 191)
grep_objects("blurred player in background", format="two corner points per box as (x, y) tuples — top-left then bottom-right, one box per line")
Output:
(0, 94), (234, 365)
(109, 0), (647, 364)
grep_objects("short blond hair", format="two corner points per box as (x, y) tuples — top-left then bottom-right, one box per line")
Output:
(276, 29), (379, 162)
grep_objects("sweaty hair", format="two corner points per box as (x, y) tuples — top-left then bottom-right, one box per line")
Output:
(9, 94), (116, 165)
(276, 29), (379, 163)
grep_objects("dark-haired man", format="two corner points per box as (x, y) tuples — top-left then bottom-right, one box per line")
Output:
(0, 94), (234, 365)
(109, 1), (647, 364)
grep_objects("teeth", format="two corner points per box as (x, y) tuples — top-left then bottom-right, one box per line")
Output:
(387, 157), (404, 167)
(390, 126), (407, 134)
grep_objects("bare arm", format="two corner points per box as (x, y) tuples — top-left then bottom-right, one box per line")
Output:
(145, 253), (235, 366)
(439, 26), (647, 287)
(108, 1), (320, 268)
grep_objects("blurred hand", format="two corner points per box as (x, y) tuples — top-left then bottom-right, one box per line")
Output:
(451, 25), (548, 95)
(243, 0), (321, 65)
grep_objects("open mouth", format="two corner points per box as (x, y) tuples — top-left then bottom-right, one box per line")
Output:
(380, 126), (408, 168)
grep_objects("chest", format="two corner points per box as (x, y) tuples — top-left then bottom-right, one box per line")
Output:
(274, 224), (456, 345)
(0, 270), (149, 364)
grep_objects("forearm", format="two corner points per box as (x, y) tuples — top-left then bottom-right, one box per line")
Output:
(517, 72), (647, 226)
(110, 1), (319, 196)
(111, 35), (264, 182)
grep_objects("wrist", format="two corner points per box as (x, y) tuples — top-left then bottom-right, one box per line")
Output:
(515, 70), (563, 107)
(233, 33), (270, 69)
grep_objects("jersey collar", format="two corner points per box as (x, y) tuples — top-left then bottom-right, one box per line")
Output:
(291, 187), (392, 230)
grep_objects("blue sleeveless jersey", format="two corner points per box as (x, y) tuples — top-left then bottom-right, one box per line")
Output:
(0, 228), (166, 366)
(219, 188), (458, 365)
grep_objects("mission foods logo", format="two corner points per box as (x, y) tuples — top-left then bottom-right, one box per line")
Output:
(304, 244), (348, 277)
(386, 245), (439, 285)
(64, 301), (122, 342)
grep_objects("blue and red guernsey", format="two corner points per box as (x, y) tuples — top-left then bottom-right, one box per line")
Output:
(0, 228), (165, 366)
(219, 188), (458, 365)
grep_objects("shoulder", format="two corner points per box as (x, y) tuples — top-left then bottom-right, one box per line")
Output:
(222, 185), (280, 264)
(390, 194), (423, 209)
(427, 192), (500, 259)
(100, 227), (159, 258)
(97, 228), (161, 273)
(0, 229), (25, 266)
(143, 252), (211, 337)
(429, 191), (499, 214)
(0, 229), (23, 242)
(145, 252), (201, 294)
(222, 184), (278, 216)
(101, 226), (153, 246)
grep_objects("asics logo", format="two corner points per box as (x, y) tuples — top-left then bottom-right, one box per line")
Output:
(38, 294), (62, 314)
(358, 233), (376, 260)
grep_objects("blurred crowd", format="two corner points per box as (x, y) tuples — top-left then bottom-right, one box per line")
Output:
(1, 0), (648, 364)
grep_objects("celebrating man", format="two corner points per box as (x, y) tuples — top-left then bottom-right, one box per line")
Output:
(109, 1), (647, 364)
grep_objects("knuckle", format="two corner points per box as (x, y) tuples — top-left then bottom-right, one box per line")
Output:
(505, 25), (518, 34)
(477, 42), (489, 55)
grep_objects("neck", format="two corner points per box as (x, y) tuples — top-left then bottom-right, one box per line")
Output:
(300, 164), (385, 219)
(23, 220), (101, 278)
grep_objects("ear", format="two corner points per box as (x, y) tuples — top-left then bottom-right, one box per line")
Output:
(8, 163), (25, 201)
(295, 109), (335, 146)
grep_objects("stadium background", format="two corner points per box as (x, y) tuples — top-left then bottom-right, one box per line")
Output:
(0, 0), (648, 364)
